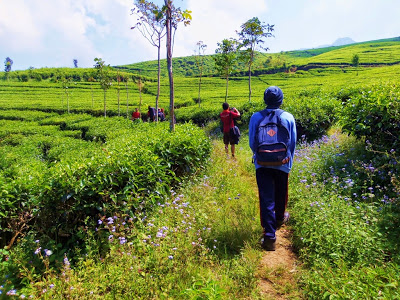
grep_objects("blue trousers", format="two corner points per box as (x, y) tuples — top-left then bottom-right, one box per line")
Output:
(256, 168), (288, 239)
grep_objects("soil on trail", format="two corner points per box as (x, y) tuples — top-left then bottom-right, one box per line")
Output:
(256, 227), (302, 299)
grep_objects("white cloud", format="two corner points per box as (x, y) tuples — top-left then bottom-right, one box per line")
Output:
(0, 0), (42, 51)
(1, 0), (400, 70)
(170, 0), (270, 57)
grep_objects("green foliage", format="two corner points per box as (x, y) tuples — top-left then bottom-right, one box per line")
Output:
(237, 17), (274, 66)
(290, 130), (400, 298)
(1, 136), (261, 299)
(286, 91), (341, 141)
(339, 82), (400, 152)
(214, 38), (239, 76)
(2, 37), (400, 298)
(0, 114), (211, 256)
(352, 53), (360, 67)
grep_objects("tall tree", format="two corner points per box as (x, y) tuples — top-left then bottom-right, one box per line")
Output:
(214, 38), (239, 102)
(164, 0), (191, 131)
(194, 41), (207, 107)
(131, 0), (167, 122)
(94, 58), (112, 117)
(237, 17), (274, 102)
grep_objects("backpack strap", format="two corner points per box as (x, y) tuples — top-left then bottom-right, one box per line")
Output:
(260, 108), (284, 117)
(229, 111), (237, 129)
(259, 108), (285, 126)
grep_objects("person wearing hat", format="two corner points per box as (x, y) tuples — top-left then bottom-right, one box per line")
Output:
(248, 86), (297, 251)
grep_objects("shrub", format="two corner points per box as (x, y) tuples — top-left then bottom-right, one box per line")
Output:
(339, 82), (400, 153)
(0, 116), (212, 252)
(286, 93), (341, 141)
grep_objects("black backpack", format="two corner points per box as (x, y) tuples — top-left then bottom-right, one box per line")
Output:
(255, 109), (290, 166)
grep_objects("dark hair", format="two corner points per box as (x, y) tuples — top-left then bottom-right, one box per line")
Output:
(222, 102), (229, 110)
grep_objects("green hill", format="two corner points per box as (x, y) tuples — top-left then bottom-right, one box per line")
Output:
(115, 36), (400, 77)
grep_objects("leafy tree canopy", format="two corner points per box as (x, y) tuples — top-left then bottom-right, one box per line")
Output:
(4, 57), (13, 72)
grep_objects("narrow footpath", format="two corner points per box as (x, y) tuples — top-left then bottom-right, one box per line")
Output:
(212, 137), (302, 298)
(256, 227), (301, 299)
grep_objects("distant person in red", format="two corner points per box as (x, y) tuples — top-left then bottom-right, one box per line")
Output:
(132, 108), (140, 121)
(220, 102), (240, 158)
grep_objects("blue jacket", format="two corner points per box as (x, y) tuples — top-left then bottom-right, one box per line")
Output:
(249, 108), (296, 173)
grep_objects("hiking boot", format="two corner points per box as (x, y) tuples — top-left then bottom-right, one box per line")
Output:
(276, 212), (290, 229)
(261, 237), (276, 251)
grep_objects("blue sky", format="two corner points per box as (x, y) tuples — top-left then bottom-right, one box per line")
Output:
(1, 0), (399, 70)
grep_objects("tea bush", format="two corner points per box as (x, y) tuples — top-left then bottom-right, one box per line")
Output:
(339, 82), (400, 153)
(285, 92), (341, 141)
(0, 115), (211, 254)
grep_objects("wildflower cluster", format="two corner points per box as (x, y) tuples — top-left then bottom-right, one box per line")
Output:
(294, 133), (399, 208)
(94, 190), (216, 266)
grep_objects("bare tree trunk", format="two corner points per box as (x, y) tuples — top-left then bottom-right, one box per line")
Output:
(117, 88), (120, 116)
(165, 0), (175, 132)
(198, 69), (202, 107)
(91, 83), (94, 109)
(104, 90), (107, 117)
(126, 80), (129, 118)
(138, 71), (143, 114)
(156, 42), (161, 122)
(248, 64), (252, 103)
(225, 75), (229, 102)
(117, 72), (120, 116)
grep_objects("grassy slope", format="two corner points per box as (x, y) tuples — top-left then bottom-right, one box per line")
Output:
(116, 37), (400, 78)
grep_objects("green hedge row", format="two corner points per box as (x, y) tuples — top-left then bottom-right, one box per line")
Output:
(339, 82), (400, 152)
(0, 115), (211, 250)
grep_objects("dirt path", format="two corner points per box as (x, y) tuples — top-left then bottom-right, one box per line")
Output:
(213, 138), (302, 298)
(256, 226), (302, 299)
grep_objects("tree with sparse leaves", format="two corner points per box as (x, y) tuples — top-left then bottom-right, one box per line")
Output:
(214, 38), (239, 102)
(352, 53), (360, 76)
(194, 41), (207, 107)
(4, 57), (13, 72)
(4, 57), (13, 80)
(94, 58), (112, 117)
(237, 17), (274, 102)
(131, 0), (167, 122)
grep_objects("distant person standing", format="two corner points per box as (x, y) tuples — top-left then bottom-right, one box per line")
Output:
(148, 106), (156, 122)
(220, 102), (240, 158)
(132, 108), (140, 121)
(158, 108), (165, 121)
(249, 86), (296, 251)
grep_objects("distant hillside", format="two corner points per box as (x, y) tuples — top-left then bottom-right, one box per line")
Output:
(116, 36), (400, 78)
(332, 37), (356, 46)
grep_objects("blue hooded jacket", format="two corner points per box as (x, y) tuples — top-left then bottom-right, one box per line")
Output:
(249, 109), (296, 173)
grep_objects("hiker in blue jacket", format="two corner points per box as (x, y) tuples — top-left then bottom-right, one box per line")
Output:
(249, 86), (296, 251)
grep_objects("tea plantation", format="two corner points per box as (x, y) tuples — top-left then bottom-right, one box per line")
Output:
(0, 38), (400, 298)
